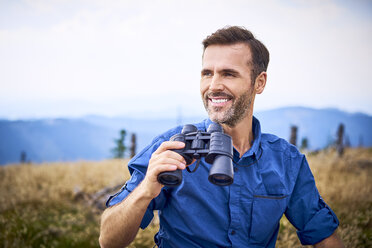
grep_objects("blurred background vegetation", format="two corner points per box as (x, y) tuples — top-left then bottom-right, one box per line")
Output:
(0, 148), (371, 248)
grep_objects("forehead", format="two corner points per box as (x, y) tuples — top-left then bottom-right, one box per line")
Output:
(202, 43), (252, 70)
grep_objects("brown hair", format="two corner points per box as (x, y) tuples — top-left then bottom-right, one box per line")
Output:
(202, 26), (270, 83)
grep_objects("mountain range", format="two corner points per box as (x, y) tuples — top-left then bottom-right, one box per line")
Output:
(0, 106), (371, 165)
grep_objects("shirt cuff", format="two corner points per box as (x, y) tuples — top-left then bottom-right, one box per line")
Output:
(297, 200), (339, 245)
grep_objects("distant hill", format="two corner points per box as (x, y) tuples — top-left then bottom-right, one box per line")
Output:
(0, 107), (371, 165)
(256, 107), (372, 150)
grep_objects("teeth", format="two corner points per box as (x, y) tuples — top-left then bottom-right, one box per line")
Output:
(211, 99), (228, 103)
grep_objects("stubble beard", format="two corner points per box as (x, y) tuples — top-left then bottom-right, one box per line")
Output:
(202, 89), (253, 127)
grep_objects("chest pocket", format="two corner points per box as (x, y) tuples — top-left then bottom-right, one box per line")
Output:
(249, 172), (289, 246)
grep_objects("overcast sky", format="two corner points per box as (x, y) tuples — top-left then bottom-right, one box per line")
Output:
(0, 0), (371, 119)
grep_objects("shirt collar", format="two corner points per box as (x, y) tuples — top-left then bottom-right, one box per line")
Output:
(203, 116), (262, 158)
(243, 116), (262, 158)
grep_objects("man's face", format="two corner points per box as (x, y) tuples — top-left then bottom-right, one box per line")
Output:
(200, 43), (256, 127)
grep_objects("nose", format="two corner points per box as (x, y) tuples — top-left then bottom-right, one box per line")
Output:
(209, 75), (224, 92)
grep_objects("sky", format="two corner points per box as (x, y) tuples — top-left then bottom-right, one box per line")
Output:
(0, 0), (371, 119)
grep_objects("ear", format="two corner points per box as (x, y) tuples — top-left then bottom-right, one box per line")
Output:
(254, 72), (267, 94)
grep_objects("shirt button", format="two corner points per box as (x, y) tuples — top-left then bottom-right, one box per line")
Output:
(234, 167), (238, 172)
(231, 230), (236, 235)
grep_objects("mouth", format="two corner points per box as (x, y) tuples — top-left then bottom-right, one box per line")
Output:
(208, 96), (232, 107)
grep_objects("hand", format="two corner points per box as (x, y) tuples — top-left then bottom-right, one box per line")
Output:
(140, 141), (187, 199)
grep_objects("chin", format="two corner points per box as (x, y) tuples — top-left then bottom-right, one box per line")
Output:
(208, 113), (226, 124)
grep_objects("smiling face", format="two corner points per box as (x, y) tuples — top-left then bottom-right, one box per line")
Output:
(200, 43), (258, 127)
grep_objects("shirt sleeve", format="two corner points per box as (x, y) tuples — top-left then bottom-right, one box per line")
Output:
(285, 155), (339, 245)
(105, 135), (170, 229)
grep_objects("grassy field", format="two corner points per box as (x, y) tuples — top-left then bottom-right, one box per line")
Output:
(0, 148), (371, 247)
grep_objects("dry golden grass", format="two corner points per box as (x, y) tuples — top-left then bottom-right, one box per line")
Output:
(0, 148), (371, 247)
(0, 159), (129, 248)
(0, 159), (130, 212)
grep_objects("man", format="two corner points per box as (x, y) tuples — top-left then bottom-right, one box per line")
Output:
(99, 26), (344, 248)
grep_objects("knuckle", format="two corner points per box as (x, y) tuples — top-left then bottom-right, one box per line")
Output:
(174, 153), (184, 161)
(161, 141), (171, 147)
(158, 142), (166, 149)
(159, 157), (172, 164)
(164, 150), (174, 157)
(157, 157), (166, 164)
(149, 154), (157, 161)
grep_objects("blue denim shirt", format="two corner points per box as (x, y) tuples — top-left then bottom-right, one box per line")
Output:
(107, 117), (339, 248)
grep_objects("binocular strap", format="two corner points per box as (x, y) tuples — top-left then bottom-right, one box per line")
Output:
(186, 159), (201, 173)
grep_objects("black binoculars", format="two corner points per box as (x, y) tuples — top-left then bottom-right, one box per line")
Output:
(157, 123), (234, 187)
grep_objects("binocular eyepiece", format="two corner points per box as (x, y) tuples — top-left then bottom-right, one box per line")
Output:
(157, 123), (234, 187)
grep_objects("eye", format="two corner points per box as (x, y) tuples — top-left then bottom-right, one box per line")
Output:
(201, 70), (212, 77)
(223, 72), (235, 77)
(222, 70), (238, 78)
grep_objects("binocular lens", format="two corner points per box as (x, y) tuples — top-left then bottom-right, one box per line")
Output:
(209, 174), (233, 186)
(208, 155), (234, 186)
(157, 170), (182, 186)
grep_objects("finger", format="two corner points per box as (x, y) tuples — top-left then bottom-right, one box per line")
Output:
(150, 156), (185, 169)
(157, 156), (186, 168)
(162, 150), (187, 164)
(150, 155), (186, 170)
(153, 141), (185, 155)
(150, 150), (186, 164)
(147, 163), (182, 180)
(154, 163), (182, 173)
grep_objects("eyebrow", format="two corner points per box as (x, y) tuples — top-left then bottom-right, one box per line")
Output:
(201, 68), (240, 76)
(220, 69), (239, 76)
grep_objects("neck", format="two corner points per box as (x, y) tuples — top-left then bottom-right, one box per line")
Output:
(222, 114), (254, 158)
